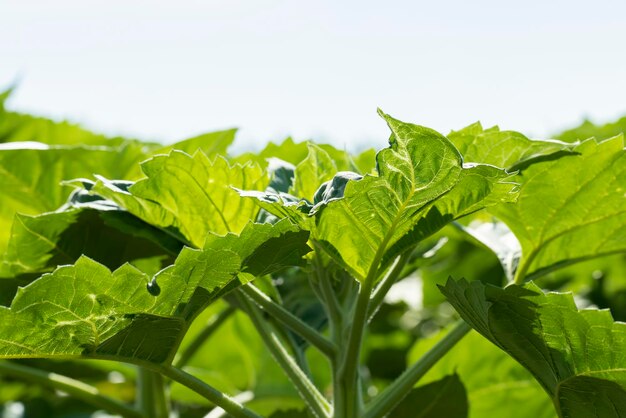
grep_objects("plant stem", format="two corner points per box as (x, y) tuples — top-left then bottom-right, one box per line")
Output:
(236, 293), (332, 418)
(513, 253), (534, 285)
(311, 256), (347, 418)
(174, 305), (236, 368)
(364, 320), (471, 418)
(158, 364), (262, 418)
(0, 360), (143, 418)
(240, 284), (336, 358)
(137, 368), (168, 418)
(339, 277), (373, 417)
(368, 252), (412, 321)
(312, 250), (343, 328)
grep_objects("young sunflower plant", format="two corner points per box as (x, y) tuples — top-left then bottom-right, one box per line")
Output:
(1, 91), (626, 418)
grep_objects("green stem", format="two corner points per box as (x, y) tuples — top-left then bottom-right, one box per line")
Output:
(157, 364), (261, 418)
(368, 252), (412, 321)
(312, 250), (343, 328)
(174, 305), (236, 368)
(339, 277), (373, 417)
(364, 321), (471, 418)
(137, 368), (168, 418)
(236, 293), (332, 418)
(0, 360), (143, 418)
(328, 312), (346, 418)
(240, 284), (336, 358)
(312, 256), (347, 418)
(513, 251), (536, 285)
(283, 327), (313, 378)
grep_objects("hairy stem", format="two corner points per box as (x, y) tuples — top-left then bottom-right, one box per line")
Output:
(368, 252), (412, 321)
(0, 360), (143, 418)
(339, 278), (373, 417)
(158, 364), (262, 418)
(364, 320), (471, 418)
(240, 284), (336, 358)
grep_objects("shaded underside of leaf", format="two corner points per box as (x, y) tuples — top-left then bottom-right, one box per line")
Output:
(390, 374), (468, 418)
(0, 207), (180, 278)
(441, 278), (626, 418)
(408, 329), (555, 418)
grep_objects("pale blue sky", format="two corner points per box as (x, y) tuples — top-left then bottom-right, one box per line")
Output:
(2, 0), (626, 152)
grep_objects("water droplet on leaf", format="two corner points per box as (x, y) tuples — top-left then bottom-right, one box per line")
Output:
(147, 278), (161, 296)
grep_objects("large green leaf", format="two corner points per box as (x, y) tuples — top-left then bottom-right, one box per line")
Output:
(122, 128), (238, 180)
(408, 329), (555, 418)
(389, 374), (468, 418)
(0, 207), (180, 278)
(447, 122), (571, 170)
(0, 144), (146, 211)
(0, 109), (125, 147)
(488, 136), (626, 281)
(235, 137), (310, 167)
(0, 144), (148, 253)
(0, 221), (309, 365)
(154, 128), (236, 157)
(556, 116), (626, 143)
(90, 151), (268, 247)
(313, 111), (517, 280)
(441, 278), (626, 418)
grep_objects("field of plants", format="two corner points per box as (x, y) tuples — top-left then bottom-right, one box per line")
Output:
(1, 86), (626, 418)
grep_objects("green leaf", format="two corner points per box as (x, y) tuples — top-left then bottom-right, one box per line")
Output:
(0, 253), (237, 363)
(556, 116), (626, 143)
(408, 329), (555, 418)
(203, 219), (311, 277)
(234, 137), (372, 175)
(292, 143), (337, 202)
(488, 136), (626, 282)
(441, 278), (626, 418)
(154, 128), (237, 157)
(235, 137), (310, 167)
(267, 158), (296, 194)
(0, 110), (128, 147)
(0, 207), (180, 278)
(238, 189), (311, 227)
(389, 374), (468, 418)
(352, 148), (377, 175)
(0, 144), (148, 253)
(90, 151), (269, 247)
(0, 221), (309, 364)
(313, 111), (517, 280)
(448, 122), (571, 170)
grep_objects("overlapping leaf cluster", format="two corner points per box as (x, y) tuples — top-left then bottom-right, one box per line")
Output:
(2, 86), (626, 418)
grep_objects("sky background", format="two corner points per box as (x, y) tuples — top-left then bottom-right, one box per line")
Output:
(2, 0), (626, 152)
